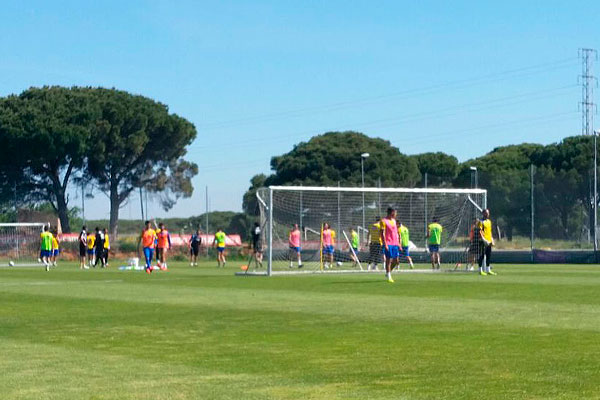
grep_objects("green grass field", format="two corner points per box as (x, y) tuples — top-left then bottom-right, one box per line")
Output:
(1, 261), (599, 399)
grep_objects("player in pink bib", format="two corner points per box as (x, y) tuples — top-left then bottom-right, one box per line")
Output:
(380, 207), (402, 282)
(288, 224), (303, 268)
(322, 222), (336, 268)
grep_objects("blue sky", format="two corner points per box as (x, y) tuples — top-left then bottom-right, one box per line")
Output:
(1, 1), (598, 220)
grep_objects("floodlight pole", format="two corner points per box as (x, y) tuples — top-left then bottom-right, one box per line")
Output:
(360, 153), (369, 240)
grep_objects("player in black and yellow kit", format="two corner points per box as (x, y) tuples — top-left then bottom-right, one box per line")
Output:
(367, 216), (384, 271)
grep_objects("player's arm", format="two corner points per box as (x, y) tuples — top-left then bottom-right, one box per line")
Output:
(167, 233), (172, 249)
(380, 223), (387, 249)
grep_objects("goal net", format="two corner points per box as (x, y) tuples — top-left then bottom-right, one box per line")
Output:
(0, 223), (47, 267)
(251, 186), (486, 275)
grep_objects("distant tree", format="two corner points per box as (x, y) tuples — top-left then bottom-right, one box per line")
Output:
(266, 131), (420, 187)
(85, 88), (198, 236)
(242, 174), (267, 215)
(411, 152), (459, 187)
(0, 87), (96, 232)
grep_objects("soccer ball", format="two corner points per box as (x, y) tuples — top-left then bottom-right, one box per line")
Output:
(8, 261), (14, 267)
(336, 261), (343, 267)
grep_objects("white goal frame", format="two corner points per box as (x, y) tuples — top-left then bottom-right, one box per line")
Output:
(246, 186), (487, 276)
(0, 222), (48, 267)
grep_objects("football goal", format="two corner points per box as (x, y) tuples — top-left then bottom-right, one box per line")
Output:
(244, 186), (486, 276)
(0, 223), (47, 267)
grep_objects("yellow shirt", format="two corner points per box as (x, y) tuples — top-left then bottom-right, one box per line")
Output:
(52, 236), (59, 250)
(104, 234), (110, 249)
(369, 222), (382, 245)
(479, 219), (493, 243)
(87, 234), (95, 249)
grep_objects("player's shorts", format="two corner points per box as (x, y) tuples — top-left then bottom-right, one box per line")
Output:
(190, 245), (199, 256)
(253, 240), (262, 252)
(87, 249), (95, 255)
(400, 246), (410, 257)
(53, 249), (60, 257)
(79, 244), (86, 257)
(368, 243), (382, 262)
(428, 244), (440, 253)
(385, 245), (400, 259)
(217, 246), (225, 253)
(143, 247), (154, 263)
(322, 245), (334, 255)
(289, 246), (301, 254)
(41, 249), (52, 258)
(156, 247), (167, 259)
(351, 246), (358, 254)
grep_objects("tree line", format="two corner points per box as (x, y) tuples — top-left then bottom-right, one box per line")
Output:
(0, 86), (198, 235)
(243, 131), (596, 242)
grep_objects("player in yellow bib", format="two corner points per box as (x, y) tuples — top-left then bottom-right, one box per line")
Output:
(427, 217), (443, 270)
(87, 231), (96, 267)
(214, 228), (227, 267)
(51, 229), (60, 267)
(477, 208), (497, 276)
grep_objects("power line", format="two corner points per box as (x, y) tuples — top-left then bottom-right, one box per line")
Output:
(196, 57), (577, 130)
(189, 84), (577, 152)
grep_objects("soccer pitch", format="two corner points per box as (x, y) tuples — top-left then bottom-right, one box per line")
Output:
(1, 263), (599, 399)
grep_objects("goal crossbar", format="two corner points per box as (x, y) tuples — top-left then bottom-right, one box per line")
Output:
(268, 185), (486, 195)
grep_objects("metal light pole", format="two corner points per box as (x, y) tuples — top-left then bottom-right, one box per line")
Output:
(360, 153), (370, 238)
(470, 166), (478, 189)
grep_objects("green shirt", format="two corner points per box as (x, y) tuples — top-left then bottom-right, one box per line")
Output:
(214, 231), (226, 247)
(40, 231), (53, 251)
(351, 231), (359, 248)
(428, 223), (443, 245)
(399, 225), (409, 247)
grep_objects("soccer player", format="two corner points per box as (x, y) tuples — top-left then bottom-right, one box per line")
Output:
(288, 224), (302, 268)
(39, 225), (53, 271)
(138, 220), (157, 274)
(94, 227), (106, 268)
(427, 217), (443, 270)
(467, 218), (481, 271)
(213, 228), (227, 267)
(350, 228), (360, 267)
(78, 226), (88, 269)
(321, 222), (335, 269)
(398, 222), (414, 269)
(478, 208), (496, 276)
(156, 223), (171, 271)
(380, 208), (401, 282)
(102, 228), (110, 267)
(367, 216), (384, 271)
(86, 229), (96, 267)
(251, 222), (263, 267)
(51, 229), (60, 267)
(189, 229), (202, 266)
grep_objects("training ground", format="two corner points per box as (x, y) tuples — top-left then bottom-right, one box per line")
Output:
(1, 261), (599, 399)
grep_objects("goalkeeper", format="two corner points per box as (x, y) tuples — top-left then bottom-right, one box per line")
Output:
(477, 208), (497, 276)
(367, 216), (383, 271)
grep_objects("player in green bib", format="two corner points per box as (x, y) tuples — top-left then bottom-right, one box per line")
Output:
(398, 222), (414, 269)
(213, 228), (227, 267)
(427, 217), (443, 270)
(350, 228), (360, 267)
(40, 225), (54, 271)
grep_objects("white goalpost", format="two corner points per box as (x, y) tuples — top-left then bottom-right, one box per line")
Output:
(242, 186), (486, 276)
(0, 223), (47, 267)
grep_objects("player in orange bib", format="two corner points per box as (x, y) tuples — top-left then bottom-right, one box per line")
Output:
(138, 220), (157, 274)
(156, 222), (171, 271)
